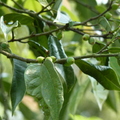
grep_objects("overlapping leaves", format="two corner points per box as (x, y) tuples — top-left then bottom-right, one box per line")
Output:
(24, 60), (64, 120)
(11, 59), (27, 114)
(48, 35), (76, 91)
(75, 59), (120, 91)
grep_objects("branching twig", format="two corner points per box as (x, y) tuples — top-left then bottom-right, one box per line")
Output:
(36, 0), (55, 15)
(0, 1), (113, 39)
(74, 1), (113, 26)
(8, 26), (65, 42)
(97, 36), (120, 54)
(0, 49), (118, 64)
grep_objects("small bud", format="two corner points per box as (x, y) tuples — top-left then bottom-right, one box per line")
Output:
(88, 37), (96, 45)
(45, 57), (53, 62)
(64, 57), (75, 66)
(82, 34), (90, 41)
(50, 56), (56, 62)
(37, 56), (45, 63)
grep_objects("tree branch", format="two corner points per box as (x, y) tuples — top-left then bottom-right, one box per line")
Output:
(0, 1), (113, 39)
(97, 36), (120, 54)
(74, 1), (113, 26)
(0, 49), (118, 64)
(0, 50), (38, 63)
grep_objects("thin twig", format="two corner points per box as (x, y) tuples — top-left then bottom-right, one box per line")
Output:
(0, 2), (30, 14)
(0, 1), (113, 39)
(97, 36), (120, 54)
(74, 1), (113, 26)
(8, 26), (65, 42)
(69, 27), (111, 38)
(72, 0), (99, 14)
(11, 0), (25, 10)
(0, 50), (37, 63)
(36, 0), (55, 15)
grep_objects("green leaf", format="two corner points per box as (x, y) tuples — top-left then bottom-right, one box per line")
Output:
(11, 59), (27, 114)
(48, 35), (76, 91)
(60, 80), (90, 120)
(110, 57), (120, 80)
(38, 0), (51, 9)
(28, 18), (48, 57)
(75, 0), (97, 21)
(89, 77), (109, 110)
(24, 60), (64, 120)
(0, 16), (18, 39)
(92, 42), (108, 65)
(28, 40), (48, 57)
(61, 6), (79, 22)
(70, 114), (103, 120)
(106, 91), (118, 112)
(75, 59), (120, 91)
(99, 17), (111, 32)
(24, 0), (42, 12)
(52, 0), (62, 12)
(96, 5), (106, 13)
(108, 47), (120, 53)
(4, 13), (34, 25)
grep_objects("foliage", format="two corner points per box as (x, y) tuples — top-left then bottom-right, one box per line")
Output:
(0, 0), (120, 120)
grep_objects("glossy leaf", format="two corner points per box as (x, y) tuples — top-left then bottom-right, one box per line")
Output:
(48, 35), (76, 91)
(110, 57), (120, 80)
(24, 60), (64, 120)
(11, 59), (27, 114)
(28, 17), (48, 57)
(75, 59), (120, 91)
(99, 17), (111, 32)
(28, 40), (48, 57)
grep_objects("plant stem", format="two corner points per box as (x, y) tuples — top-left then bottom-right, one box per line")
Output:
(0, 50), (118, 64)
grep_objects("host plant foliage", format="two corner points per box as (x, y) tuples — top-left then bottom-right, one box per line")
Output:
(0, 0), (120, 120)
